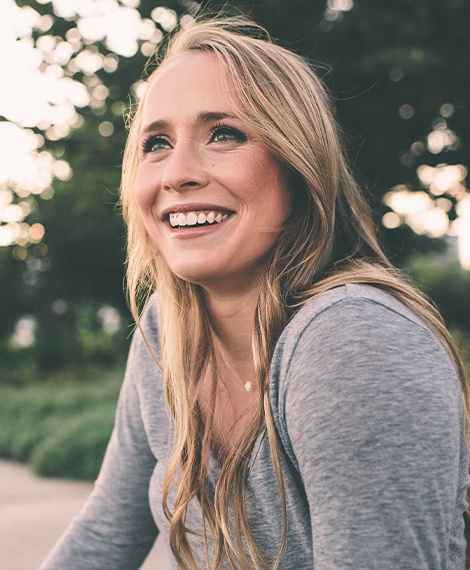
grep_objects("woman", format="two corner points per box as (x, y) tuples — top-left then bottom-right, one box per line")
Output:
(41, 17), (469, 570)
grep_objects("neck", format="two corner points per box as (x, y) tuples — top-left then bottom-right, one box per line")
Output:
(203, 284), (259, 373)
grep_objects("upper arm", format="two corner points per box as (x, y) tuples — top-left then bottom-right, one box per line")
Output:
(282, 299), (462, 569)
(40, 328), (160, 570)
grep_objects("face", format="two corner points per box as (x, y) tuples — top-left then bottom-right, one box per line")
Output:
(135, 52), (293, 293)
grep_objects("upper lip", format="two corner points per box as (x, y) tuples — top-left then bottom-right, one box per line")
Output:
(160, 203), (235, 220)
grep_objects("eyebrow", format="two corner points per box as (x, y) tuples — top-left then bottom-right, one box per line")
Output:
(141, 111), (237, 135)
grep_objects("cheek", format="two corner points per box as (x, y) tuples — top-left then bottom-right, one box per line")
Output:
(260, 163), (294, 223)
(134, 167), (158, 213)
(279, 183), (294, 221)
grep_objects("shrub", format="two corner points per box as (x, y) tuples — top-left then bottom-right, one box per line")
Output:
(0, 368), (122, 480)
(30, 405), (116, 480)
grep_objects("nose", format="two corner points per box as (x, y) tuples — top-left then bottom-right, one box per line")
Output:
(161, 140), (207, 192)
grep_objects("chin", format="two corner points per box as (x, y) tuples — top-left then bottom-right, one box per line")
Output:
(167, 263), (221, 287)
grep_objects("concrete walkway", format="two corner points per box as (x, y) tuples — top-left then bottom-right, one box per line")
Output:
(0, 460), (171, 570)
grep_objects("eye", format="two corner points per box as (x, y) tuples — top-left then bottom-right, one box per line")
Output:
(209, 123), (247, 144)
(141, 134), (171, 154)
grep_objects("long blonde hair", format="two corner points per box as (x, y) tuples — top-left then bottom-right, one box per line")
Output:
(120, 16), (469, 570)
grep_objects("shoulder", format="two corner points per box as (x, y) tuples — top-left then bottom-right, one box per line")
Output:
(268, 286), (467, 569)
(129, 293), (161, 361)
(282, 283), (431, 348)
(123, 293), (163, 402)
(270, 284), (461, 454)
(120, 294), (170, 452)
(139, 292), (160, 341)
(272, 283), (444, 376)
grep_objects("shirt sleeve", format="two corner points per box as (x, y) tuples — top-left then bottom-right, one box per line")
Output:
(281, 298), (464, 569)
(40, 328), (159, 570)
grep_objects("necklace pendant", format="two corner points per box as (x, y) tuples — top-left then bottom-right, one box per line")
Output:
(244, 381), (252, 392)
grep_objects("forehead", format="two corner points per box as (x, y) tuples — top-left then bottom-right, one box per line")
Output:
(142, 52), (238, 125)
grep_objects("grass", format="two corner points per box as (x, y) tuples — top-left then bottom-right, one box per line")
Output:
(0, 368), (122, 481)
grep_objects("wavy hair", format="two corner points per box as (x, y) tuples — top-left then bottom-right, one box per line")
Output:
(120, 16), (469, 570)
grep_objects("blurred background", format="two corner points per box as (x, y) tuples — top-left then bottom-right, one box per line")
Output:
(1, 0), (469, 482)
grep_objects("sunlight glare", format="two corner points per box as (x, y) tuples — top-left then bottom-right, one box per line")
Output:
(151, 7), (178, 31)
(427, 125), (459, 154)
(0, 123), (51, 190)
(417, 164), (466, 197)
(384, 189), (432, 216)
(78, 6), (142, 57)
(385, 164), (470, 269)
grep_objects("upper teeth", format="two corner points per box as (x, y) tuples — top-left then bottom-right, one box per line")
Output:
(169, 211), (229, 227)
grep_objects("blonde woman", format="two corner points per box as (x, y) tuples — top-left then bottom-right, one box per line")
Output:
(42, 17), (469, 570)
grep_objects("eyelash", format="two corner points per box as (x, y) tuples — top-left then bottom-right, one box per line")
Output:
(141, 134), (169, 154)
(141, 123), (247, 154)
(209, 123), (247, 143)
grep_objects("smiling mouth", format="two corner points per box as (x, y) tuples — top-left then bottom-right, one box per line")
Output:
(168, 210), (231, 228)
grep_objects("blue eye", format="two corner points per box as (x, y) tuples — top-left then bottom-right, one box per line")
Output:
(209, 123), (247, 143)
(141, 135), (171, 153)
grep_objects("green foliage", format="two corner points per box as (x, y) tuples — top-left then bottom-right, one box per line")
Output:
(0, 300), (131, 384)
(0, 368), (122, 480)
(406, 256), (470, 376)
(409, 255), (470, 332)
(30, 406), (116, 480)
(2, 0), (470, 376)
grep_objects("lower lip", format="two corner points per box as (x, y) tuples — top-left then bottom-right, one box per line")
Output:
(164, 216), (233, 239)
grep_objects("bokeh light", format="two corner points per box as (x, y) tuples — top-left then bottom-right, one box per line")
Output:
(0, 0), (164, 249)
(11, 314), (37, 348)
(2, 0), (469, 274)
(385, 164), (470, 268)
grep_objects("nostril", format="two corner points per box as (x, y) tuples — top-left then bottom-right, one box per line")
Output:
(162, 180), (199, 191)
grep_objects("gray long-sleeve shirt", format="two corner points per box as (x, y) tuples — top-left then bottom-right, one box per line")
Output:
(41, 284), (469, 569)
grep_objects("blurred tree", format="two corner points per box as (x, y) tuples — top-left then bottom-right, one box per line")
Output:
(1, 0), (469, 377)
(1, 0), (188, 374)
(236, 0), (470, 260)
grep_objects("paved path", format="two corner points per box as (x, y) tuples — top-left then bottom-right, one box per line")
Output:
(0, 460), (171, 570)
